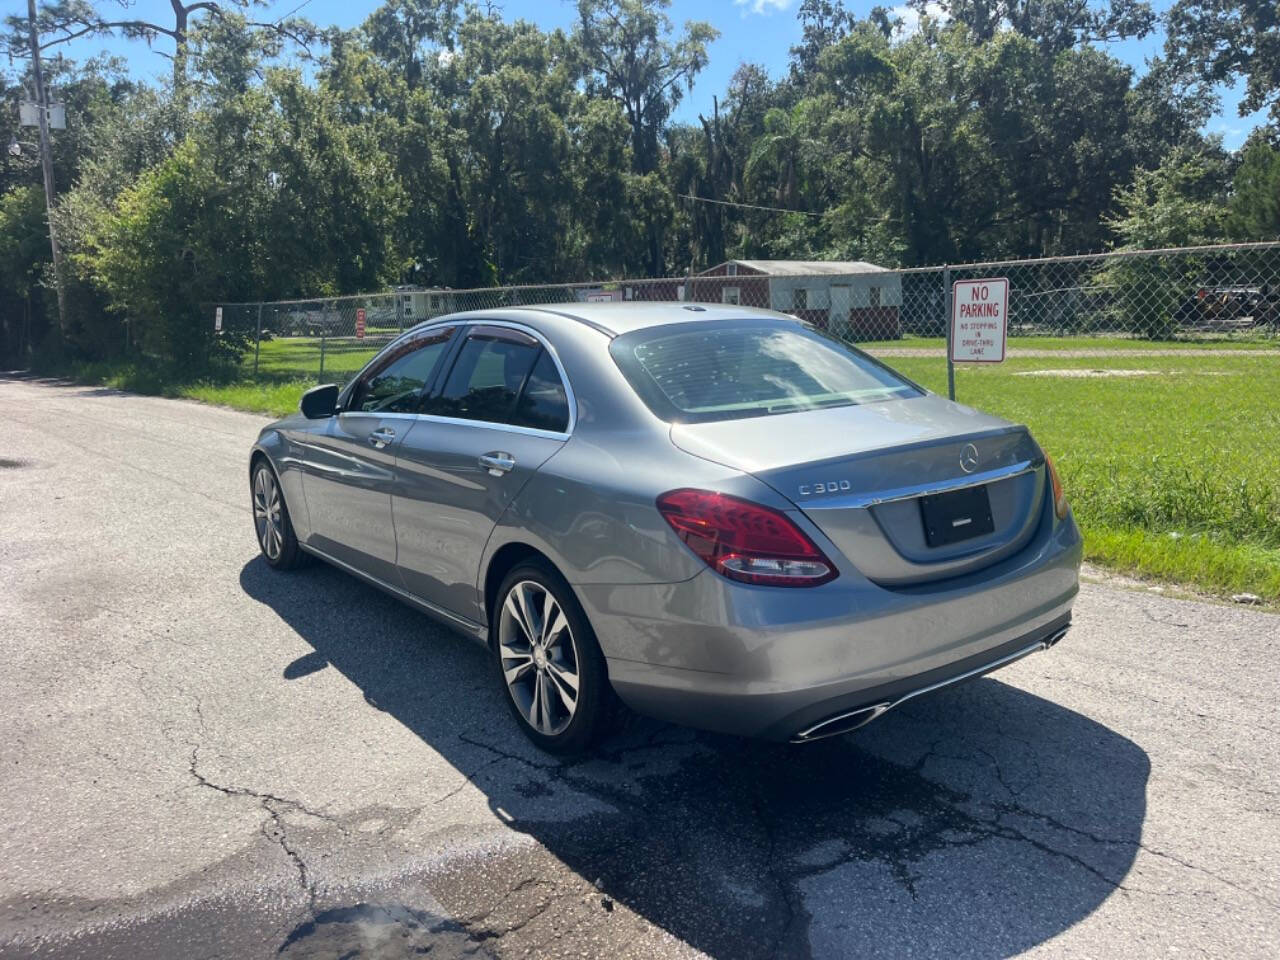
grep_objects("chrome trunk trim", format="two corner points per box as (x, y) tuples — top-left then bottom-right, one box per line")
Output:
(817, 458), (1043, 510)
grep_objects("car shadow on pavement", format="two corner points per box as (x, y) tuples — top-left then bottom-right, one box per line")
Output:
(241, 556), (1150, 959)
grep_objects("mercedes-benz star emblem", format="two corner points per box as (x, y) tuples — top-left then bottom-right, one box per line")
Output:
(959, 443), (980, 474)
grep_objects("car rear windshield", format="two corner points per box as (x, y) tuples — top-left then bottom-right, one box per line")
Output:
(609, 319), (921, 423)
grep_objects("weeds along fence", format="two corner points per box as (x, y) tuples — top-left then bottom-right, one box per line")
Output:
(213, 241), (1280, 384)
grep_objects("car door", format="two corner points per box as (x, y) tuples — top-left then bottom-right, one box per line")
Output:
(301, 324), (456, 583)
(393, 323), (573, 621)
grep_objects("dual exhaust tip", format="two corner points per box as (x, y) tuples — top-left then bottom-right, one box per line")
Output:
(790, 626), (1070, 744)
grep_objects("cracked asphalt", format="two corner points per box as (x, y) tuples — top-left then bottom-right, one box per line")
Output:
(1, 373), (1278, 959)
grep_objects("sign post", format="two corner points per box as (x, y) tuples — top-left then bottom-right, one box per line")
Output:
(950, 277), (1009, 375)
(355, 307), (366, 340)
(943, 266), (954, 400)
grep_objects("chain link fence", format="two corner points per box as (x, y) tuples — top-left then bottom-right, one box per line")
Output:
(214, 242), (1280, 384)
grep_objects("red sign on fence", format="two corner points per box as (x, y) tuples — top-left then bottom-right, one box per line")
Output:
(355, 308), (366, 339)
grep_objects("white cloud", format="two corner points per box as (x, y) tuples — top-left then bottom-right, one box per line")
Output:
(889, 2), (948, 38)
(734, 0), (795, 15)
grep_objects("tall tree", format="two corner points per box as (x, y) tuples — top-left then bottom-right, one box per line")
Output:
(1226, 132), (1280, 240)
(913, 0), (1155, 51)
(1165, 0), (1280, 126)
(573, 0), (715, 275)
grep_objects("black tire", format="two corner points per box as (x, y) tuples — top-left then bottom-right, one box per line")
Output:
(251, 459), (307, 570)
(491, 558), (612, 755)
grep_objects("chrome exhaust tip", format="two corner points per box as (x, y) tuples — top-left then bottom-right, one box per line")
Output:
(791, 702), (892, 743)
(789, 623), (1070, 745)
(1043, 626), (1070, 649)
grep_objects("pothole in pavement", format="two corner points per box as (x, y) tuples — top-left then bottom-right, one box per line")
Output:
(277, 903), (488, 959)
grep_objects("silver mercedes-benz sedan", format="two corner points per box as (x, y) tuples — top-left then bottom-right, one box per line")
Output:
(249, 304), (1081, 753)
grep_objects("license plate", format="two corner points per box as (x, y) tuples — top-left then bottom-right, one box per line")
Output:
(919, 485), (995, 547)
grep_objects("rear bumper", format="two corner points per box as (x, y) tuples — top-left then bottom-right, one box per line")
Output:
(577, 502), (1082, 741)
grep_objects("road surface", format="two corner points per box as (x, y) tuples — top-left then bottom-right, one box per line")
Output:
(1, 374), (1277, 959)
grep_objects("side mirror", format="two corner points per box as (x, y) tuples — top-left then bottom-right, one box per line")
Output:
(300, 383), (339, 419)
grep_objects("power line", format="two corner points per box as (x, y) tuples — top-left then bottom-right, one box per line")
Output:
(677, 193), (826, 218)
(275, 0), (316, 24)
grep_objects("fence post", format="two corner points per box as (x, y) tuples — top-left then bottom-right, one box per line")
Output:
(319, 327), (326, 378)
(943, 265), (956, 401)
(252, 303), (263, 377)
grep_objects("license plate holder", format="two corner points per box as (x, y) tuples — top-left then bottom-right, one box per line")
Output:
(919, 485), (995, 547)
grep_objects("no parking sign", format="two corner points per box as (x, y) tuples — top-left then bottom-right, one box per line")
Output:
(356, 307), (366, 339)
(950, 278), (1009, 363)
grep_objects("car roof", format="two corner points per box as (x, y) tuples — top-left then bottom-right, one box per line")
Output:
(443, 301), (790, 337)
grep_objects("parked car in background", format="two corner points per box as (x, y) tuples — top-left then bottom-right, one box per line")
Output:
(248, 304), (1081, 753)
(1175, 285), (1272, 331)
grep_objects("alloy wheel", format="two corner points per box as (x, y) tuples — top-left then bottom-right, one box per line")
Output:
(498, 580), (581, 736)
(253, 467), (284, 561)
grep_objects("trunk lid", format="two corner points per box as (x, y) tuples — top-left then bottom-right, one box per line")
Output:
(670, 395), (1046, 586)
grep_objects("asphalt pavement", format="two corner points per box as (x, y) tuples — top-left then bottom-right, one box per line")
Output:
(1, 373), (1277, 959)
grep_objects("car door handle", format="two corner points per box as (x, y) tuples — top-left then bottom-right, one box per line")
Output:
(369, 427), (395, 448)
(479, 452), (516, 476)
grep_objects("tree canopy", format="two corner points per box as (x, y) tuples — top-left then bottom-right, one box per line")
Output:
(0, 0), (1275, 370)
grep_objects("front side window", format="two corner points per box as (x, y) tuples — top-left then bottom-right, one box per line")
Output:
(610, 319), (921, 424)
(351, 326), (454, 413)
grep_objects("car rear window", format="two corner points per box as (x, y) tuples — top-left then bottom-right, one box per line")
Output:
(610, 319), (921, 423)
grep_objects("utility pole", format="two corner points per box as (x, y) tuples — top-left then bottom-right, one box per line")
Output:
(25, 0), (68, 335)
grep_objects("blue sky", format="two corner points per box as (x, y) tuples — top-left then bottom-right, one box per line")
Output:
(43, 0), (1266, 148)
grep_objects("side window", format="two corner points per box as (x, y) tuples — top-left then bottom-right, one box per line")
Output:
(512, 350), (570, 432)
(424, 334), (541, 424)
(352, 327), (453, 413)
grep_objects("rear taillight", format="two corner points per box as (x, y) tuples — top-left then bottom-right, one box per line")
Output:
(656, 489), (837, 587)
(1045, 454), (1069, 520)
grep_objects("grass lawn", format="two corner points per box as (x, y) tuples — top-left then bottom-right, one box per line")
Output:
(245, 335), (385, 381)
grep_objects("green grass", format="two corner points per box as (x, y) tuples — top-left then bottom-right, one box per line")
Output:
(889, 352), (1280, 601)
(247, 335), (382, 380)
(183, 379), (315, 417)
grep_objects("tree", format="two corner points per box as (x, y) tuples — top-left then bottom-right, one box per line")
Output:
(573, 0), (717, 177)
(1226, 132), (1280, 241)
(573, 0), (717, 275)
(1100, 148), (1228, 337)
(3, 0), (314, 102)
(361, 0), (459, 91)
(744, 102), (826, 209)
(1165, 0), (1280, 126)
(790, 0), (855, 83)
(914, 0), (1156, 52)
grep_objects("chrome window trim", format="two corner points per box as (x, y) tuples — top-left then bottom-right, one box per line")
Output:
(424, 319), (577, 438)
(412, 413), (570, 442)
(339, 318), (576, 440)
(801, 458), (1042, 509)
